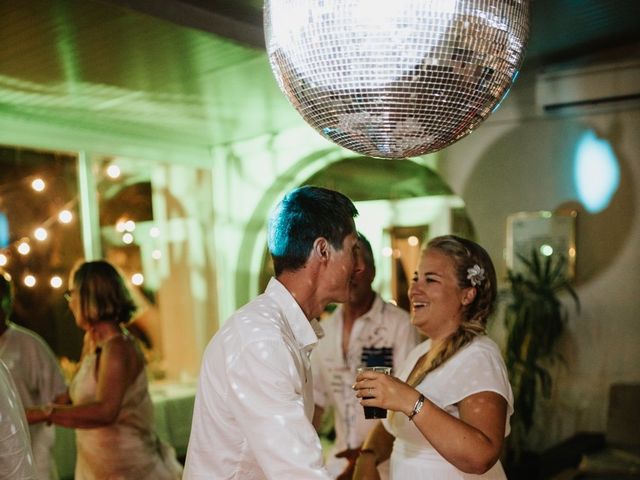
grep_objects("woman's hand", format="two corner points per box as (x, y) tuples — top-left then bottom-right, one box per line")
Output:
(353, 370), (420, 416)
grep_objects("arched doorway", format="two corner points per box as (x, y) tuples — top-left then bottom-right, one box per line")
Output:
(257, 156), (474, 308)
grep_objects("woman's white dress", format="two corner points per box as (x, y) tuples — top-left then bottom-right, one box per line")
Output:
(383, 335), (514, 479)
(69, 347), (183, 480)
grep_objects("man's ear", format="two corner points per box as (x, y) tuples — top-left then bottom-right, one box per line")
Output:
(461, 287), (477, 306)
(313, 237), (330, 262)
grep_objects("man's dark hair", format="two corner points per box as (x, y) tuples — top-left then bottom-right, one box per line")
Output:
(268, 186), (358, 276)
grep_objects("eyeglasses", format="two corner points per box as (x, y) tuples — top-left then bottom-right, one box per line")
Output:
(63, 289), (74, 301)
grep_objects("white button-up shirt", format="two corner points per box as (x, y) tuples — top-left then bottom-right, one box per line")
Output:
(184, 278), (331, 480)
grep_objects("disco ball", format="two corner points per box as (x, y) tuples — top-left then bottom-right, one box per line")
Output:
(265, 0), (530, 159)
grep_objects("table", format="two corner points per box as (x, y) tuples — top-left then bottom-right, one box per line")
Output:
(53, 381), (196, 479)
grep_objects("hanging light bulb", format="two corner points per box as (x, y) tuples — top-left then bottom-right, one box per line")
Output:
(131, 273), (144, 286)
(0, 253), (7, 266)
(122, 233), (134, 244)
(31, 178), (46, 192)
(149, 226), (160, 238)
(151, 249), (162, 260)
(50, 276), (63, 288)
(106, 164), (121, 179)
(17, 242), (30, 255)
(24, 274), (36, 287)
(59, 210), (73, 223)
(34, 227), (48, 241)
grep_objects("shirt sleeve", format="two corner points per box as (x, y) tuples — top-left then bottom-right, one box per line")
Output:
(436, 342), (514, 417)
(227, 338), (331, 480)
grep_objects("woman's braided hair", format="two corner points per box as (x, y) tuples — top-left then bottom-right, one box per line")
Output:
(409, 235), (497, 387)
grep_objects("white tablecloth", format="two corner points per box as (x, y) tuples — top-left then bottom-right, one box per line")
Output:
(53, 381), (196, 479)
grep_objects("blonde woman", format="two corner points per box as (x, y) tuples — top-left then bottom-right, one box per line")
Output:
(29, 261), (182, 479)
(353, 235), (513, 479)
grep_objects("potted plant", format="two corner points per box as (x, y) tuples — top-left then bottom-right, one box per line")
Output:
(501, 249), (580, 465)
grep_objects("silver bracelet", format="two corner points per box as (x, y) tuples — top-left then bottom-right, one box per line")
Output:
(408, 393), (425, 421)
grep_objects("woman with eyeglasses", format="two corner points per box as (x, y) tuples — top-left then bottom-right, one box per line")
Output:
(29, 260), (182, 479)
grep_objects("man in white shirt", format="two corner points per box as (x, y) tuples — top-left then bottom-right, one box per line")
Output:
(0, 270), (67, 480)
(311, 233), (418, 479)
(184, 186), (362, 480)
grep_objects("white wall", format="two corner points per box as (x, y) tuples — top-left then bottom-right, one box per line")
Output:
(437, 67), (640, 450)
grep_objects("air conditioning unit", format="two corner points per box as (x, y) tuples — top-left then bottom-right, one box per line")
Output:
(535, 59), (640, 114)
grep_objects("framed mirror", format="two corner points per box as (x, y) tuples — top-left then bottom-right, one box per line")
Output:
(506, 210), (577, 279)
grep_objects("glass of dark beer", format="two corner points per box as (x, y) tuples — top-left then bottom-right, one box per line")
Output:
(356, 366), (392, 419)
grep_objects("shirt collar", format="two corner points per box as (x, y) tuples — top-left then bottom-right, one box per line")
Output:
(265, 278), (323, 350)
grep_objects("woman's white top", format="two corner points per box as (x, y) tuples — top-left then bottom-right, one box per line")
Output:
(383, 335), (514, 479)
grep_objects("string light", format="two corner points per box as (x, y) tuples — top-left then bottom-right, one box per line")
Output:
(106, 164), (121, 179)
(58, 210), (73, 223)
(0, 180), (161, 294)
(34, 227), (48, 241)
(17, 242), (30, 255)
(31, 178), (46, 192)
(0, 191), (78, 293)
(407, 235), (419, 247)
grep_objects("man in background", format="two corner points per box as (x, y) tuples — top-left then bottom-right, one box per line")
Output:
(0, 270), (67, 480)
(312, 233), (418, 479)
(184, 186), (362, 479)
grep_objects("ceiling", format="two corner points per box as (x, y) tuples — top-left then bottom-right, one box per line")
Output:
(1, 0), (639, 156)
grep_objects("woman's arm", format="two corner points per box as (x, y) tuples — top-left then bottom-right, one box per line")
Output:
(352, 422), (395, 480)
(410, 391), (507, 473)
(47, 337), (140, 429)
(355, 371), (507, 474)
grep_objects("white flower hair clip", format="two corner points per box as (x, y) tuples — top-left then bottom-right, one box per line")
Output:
(467, 264), (485, 287)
